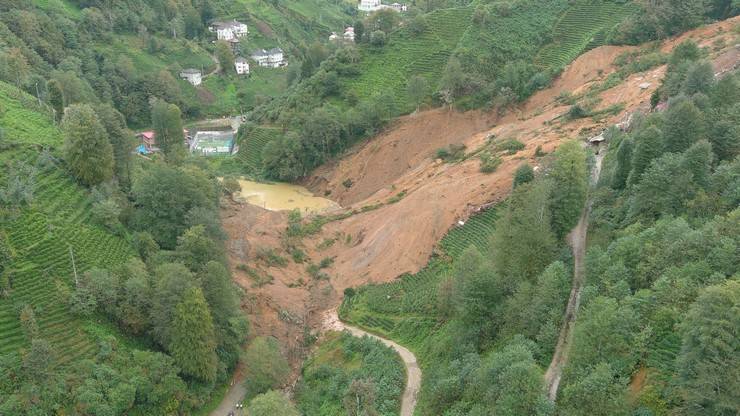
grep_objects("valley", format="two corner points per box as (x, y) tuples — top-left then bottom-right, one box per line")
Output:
(0, 1), (738, 415)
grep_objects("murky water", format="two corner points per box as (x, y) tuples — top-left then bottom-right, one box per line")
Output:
(233, 179), (341, 214)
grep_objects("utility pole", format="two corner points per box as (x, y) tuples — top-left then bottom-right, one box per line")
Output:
(68, 245), (79, 287)
(34, 82), (42, 106)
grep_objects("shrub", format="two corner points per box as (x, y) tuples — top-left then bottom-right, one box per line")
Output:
(255, 247), (288, 268)
(221, 176), (241, 195)
(494, 139), (526, 154)
(567, 104), (589, 119)
(436, 143), (467, 162)
(370, 30), (386, 46)
(479, 153), (502, 173)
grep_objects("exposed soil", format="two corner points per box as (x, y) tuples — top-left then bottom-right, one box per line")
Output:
(220, 17), (740, 373)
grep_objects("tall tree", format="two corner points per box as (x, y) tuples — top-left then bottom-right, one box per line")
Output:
(548, 141), (588, 239)
(681, 140), (713, 189)
(407, 75), (429, 112)
(149, 263), (198, 347)
(169, 287), (218, 382)
(95, 105), (134, 190)
(612, 137), (633, 190)
(677, 280), (739, 415)
(61, 104), (114, 186)
(560, 363), (629, 416)
(243, 337), (290, 397)
(343, 379), (379, 416)
(663, 98), (705, 153)
(628, 125), (664, 186)
(215, 40), (235, 74)
(47, 79), (65, 123)
(248, 390), (300, 416)
(132, 164), (218, 248)
(491, 180), (558, 282)
(0, 48), (30, 87)
(151, 100), (185, 162)
(513, 163), (535, 188)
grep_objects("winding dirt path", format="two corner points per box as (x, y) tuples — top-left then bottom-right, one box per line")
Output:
(543, 146), (605, 400)
(323, 310), (421, 416)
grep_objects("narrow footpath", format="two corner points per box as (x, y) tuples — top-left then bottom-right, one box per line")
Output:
(323, 310), (421, 416)
(543, 147), (605, 400)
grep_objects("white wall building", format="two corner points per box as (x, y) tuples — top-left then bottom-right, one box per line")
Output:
(235, 57), (250, 75)
(179, 68), (202, 86)
(210, 20), (248, 41)
(251, 48), (287, 68)
(358, 0), (382, 12)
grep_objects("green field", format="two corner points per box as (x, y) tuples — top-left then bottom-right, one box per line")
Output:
(201, 67), (288, 117)
(340, 206), (499, 349)
(0, 82), (136, 364)
(0, 82), (62, 146)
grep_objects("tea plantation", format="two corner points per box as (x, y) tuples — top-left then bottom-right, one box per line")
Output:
(236, 126), (284, 173)
(535, 0), (635, 71)
(0, 82), (136, 364)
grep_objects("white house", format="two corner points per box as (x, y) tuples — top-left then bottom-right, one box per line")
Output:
(358, 0), (382, 12)
(330, 27), (355, 43)
(210, 20), (248, 41)
(179, 68), (202, 86)
(358, 0), (407, 12)
(251, 48), (286, 68)
(235, 57), (250, 75)
(390, 2), (408, 11)
(343, 27), (355, 42)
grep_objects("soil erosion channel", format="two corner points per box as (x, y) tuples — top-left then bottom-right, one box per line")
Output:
(544, 148), (605, 399)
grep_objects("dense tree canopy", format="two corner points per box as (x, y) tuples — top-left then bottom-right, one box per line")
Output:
(61, 104), (114, 186)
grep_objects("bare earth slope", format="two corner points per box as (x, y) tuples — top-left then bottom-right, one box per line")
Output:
(221, 17), (740, 366)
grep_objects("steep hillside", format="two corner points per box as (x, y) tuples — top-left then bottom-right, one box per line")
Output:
(0, 82), (136, 363)
(2, 0), (355, 125)
(221, 14), (740, 383)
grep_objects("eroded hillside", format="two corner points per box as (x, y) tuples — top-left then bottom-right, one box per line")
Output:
(221, 16), (740, 358)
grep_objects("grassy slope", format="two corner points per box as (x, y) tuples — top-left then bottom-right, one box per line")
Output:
(0, 82), (136, 364)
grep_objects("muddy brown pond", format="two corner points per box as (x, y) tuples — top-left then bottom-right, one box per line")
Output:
(233, 179), (341, 214)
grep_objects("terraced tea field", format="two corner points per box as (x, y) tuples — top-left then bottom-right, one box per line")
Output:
(535, 0), (635, 71)
(341, 206), (499, 344)
(0, 82), (135, 364)
(0, 82), (62, 146)
(345, 6), (474, 112)
(236, 126), (283, 173)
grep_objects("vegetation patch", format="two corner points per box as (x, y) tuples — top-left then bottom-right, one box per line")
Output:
(295, 331), (405, 416)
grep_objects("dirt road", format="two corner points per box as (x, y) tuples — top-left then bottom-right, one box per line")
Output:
(543, 146), (605, 400)
(209, 381), (245, 416)
(323, 310), (421, 416)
